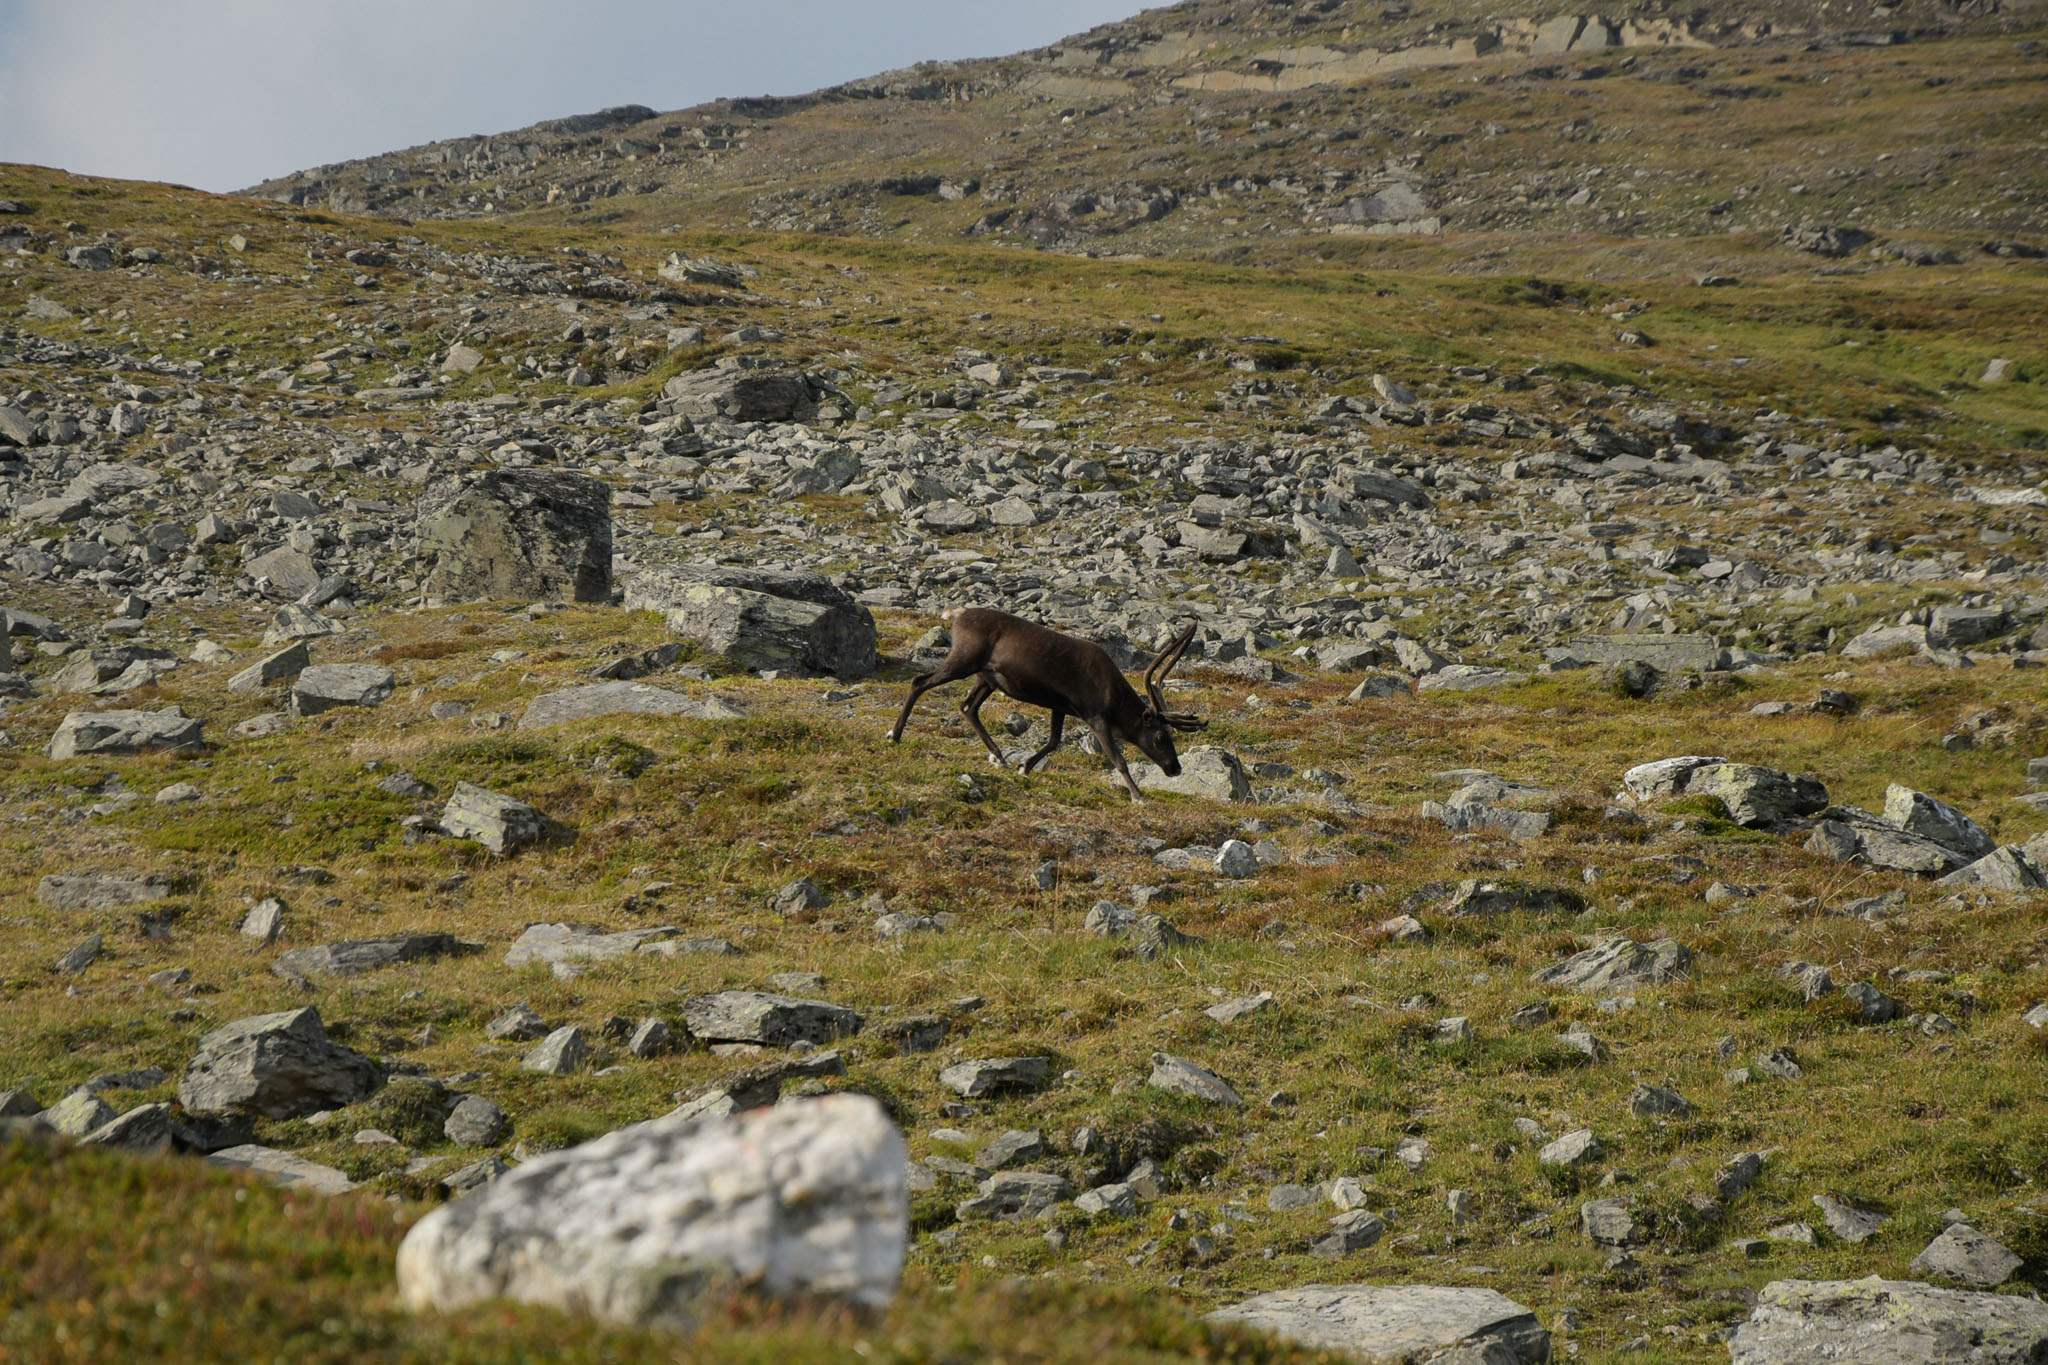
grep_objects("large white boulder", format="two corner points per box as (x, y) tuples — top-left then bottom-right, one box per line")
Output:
(396, 1094), (906, 1327)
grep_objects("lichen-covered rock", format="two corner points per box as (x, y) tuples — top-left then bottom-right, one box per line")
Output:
(1123, 746), (1253, 802)
(439, 782), (545, 855)
(395, 1095), (906, 1326)
(1207, 1284), (1548, 1363)
(46, 707), (203, 760)
(1531, 935), (1691, 991)
(418, 469), (612, 607)
(1883, 785), (1994, 859)
(624, 564), (877, 677)
(517, 681), (745, 730)
(660, 365), (820, 422)
(178, 1007), (383, 1119)
(271, 934), (480, 980)
(1685, 763), (1829, 827)
(679, 992), (861, 1047)
(290, 663), (395, 716)
(1728, 1276), (2048, 1364)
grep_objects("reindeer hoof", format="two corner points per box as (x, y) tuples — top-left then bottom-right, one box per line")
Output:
(986, 752), (1005, 767)
(884, 729), (899, 743)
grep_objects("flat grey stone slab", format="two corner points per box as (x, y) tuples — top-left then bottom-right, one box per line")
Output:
(1729, 1276), (2048, 1364)
(517, 680), (745, 729)
(1207, 1284), (1548, 1363)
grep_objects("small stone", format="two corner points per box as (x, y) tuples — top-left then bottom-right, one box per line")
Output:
(1146, 1052), (1244, 1107)
(1214, 840), (1259, 878)
(53, 934), (103, 975)
(1628, 1084), (1692, 1118)
(1812, 1193), (1888, 1243)
(1539, 1128), (1603, 1168)
(626, 1017), (673, 1058)
(1074, 1183), (1138, 1217)
(486, 1003), (550, 1041)
(1205, 991), (1275, 1024)
(240, 897), (286, 943)
(1910, 1222), (2022, 1287)
(1267, 1183), (1319, 1212)
(444, 1096), (509, 1147)
(520, 1026), (590, 1075)
(1310, 1209), (1389, 1258)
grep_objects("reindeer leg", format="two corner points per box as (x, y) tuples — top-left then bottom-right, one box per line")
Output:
(1087, 715), (1147, 802)
(1020, 709), (1066, 774)
(958, 677), (1009, 765)
(887, 657), (977, 743)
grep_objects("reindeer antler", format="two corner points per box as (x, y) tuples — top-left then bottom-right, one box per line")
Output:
(1144, 624), (1206, 730)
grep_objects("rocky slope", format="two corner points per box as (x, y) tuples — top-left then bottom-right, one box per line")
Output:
(242, 0), (2048, 266)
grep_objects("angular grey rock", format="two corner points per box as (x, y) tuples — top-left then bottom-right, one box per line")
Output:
(1538, 1128), (1603, 1168)
(1214, 839), (1259, 878)
(262, 604), (345, 646)
(518, 681), (745, 730)
(440, 343), (484, 374)
(1842, 623), (1930, 658)
(80, 1102), (174, 1153)
(975, 1129), (1045, 1170)
(1418, 664), (1524, 692)
(1309, 1209), (1389, 1259)
(625, 1017), (673, 1059)
(1909, 1223), (2022, 1288)
(46, 707), (203, 760)
(38, 1090), (117, 1137)
(503, 923), (677, 967)
(207, 1144), (356, 1194)
(1833, 821), (1970, 876)
(1842, 981), (1901, 1024)
(1718, 1152), (1766, 1202)
(1628, 1084), (1692, 1118)
(937, 1056), (1051, 1098)
(1728, 1277), (2048, 1365)
(1123, 745), (1253, 802)
(1147, 1052), (1244, 1107)
(37, 871), (184, 911)
(522, 1026), (590, 1075)
(660, 366), (818, 422)
(1572, 633), (1721, 672)
(0, 1091), (39, 1119)
(271, 934), (480, 980)
(177, 1007), (384, 1119)
(1075, 1182), (1138, 1217)
(1686, 763), (1829, 827)
(396, 1095), (906, 1324)
(1346, 675), (1411, 701)
(440, 782), (545, 855)
(1206, 991), (1276, 1024)
(1812, 1193), (1889, 1243)
(418, 470), (612, 606)
(1928, 606), (2009, 649)
(1581, 1198), (1640, 1246)
(1442, 880), (1581, 916)
(291, 663), (395, 717)
(444, 1096), (510, 1147)
(1938, 846), (2048, 892)
(53, 934), (102, 975)
(442, 1156), (511, 1198)
(1620, 755), (1726, 802)
(1532, 936), (1691, 992)
(227, 643), (310, 693)
(624, 564), (877, 677)
(1208, 1285), (1547, 1363)
(1884, 785), (1994, 859)
(771, 878), (829, 916)
(486, 1003), (551, 1040)
(679, 991), (860, 1047)
(247, 547), (322, 599)
(956, 1170), (1073, 1221)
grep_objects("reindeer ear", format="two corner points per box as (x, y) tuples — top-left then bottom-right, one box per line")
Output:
(1165, 712), (1206, 732)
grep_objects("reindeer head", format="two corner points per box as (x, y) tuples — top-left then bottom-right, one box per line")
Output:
(1129, 623), (1206, 775)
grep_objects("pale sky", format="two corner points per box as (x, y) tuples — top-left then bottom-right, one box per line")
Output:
(0, 1), (1155, 193)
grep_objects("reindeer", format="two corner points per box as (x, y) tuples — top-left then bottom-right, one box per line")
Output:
(886, 607), (1205, 801)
